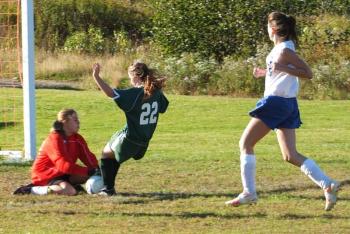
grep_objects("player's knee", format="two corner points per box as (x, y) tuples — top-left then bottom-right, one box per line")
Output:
(101, 151), (115, 159)
(239, 138), (253, 154)
(238, 138), (245, 151)
(60, 183), (77, 196)
(66, 187), (77, 196)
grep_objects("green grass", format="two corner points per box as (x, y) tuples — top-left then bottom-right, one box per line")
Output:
(1, 89), (349, 233)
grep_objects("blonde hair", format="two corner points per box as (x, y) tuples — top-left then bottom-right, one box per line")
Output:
(129, 62), (166, 99)
(51, 108), (77, 133)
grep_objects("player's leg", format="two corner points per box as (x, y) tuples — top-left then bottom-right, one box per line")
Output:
(26, 175), (73, 195)
(99, 143), (119, 196)
(239, 117), (271, 154)
(275, 128), (306, 166)
(226, 117), (270, 206)
(276, 128), (339, 211)
(49, 181), (77, 195)
(69, 174), (90, 193)
(30, 179), (77, 195)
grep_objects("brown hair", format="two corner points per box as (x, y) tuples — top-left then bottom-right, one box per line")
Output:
(129, 62), (166, 99)
(268, 12), (298, 45)
(51, 108), (77, 134)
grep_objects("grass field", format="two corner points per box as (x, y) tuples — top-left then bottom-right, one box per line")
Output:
(1, 89), (349, 233)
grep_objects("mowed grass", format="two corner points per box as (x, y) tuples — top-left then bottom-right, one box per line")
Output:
(1, 89), (349, 233)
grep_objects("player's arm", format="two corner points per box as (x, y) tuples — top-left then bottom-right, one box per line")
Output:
(46, 137), (88, 176)
(76, 134), (99, 169)
(92, 63), (115, 97)
(273, 48), (313, 79)
(46, 134), (89, 176)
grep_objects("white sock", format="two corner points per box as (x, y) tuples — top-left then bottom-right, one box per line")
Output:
(240, 154), (256, 195)
(300, 159), (332, 189)
(31, 186), (49, 195)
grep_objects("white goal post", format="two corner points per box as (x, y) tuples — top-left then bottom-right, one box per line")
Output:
(21, 0), (36, 160)
(0, 0), (36, 161)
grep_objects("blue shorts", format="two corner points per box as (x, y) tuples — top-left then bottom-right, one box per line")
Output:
(249, 96), (302, 130)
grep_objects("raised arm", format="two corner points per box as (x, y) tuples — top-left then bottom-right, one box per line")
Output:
(92, 63), (115, 98)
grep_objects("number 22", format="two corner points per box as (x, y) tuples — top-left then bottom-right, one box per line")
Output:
(140, 102), (158, 125)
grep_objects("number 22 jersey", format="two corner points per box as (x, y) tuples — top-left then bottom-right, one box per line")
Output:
(112, 87), (169, 144)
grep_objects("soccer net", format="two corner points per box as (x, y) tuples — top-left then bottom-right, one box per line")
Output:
(0, 0), (35, 161)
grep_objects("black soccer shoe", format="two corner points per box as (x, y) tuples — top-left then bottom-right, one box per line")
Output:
(98, 187), (117, 196)
(73, 184), (86, 194)
(13, 184), (33, 195)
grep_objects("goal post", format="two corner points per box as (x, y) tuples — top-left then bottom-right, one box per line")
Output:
(21, 0), (36, 160)
(0, 0), (36, 161)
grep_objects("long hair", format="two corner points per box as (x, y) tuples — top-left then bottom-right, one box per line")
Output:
(129, 62), (166, 99)
(268, 12), (298, 45)
(51, 108), (76, 135)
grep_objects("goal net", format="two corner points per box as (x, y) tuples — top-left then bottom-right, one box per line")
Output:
(0, 0), (35, 161)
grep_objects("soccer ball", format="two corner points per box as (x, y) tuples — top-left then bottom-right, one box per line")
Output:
(85, 175), (104, 194)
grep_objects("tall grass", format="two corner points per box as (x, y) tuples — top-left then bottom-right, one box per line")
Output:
(35, 50), (136, 89)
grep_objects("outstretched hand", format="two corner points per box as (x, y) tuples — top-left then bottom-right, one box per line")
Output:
(92, 63), (101, 78)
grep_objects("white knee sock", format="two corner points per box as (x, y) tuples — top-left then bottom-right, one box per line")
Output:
(240, 154), (256, 195)
(300, 159), (332, 189)
(31, 186), (49, 195)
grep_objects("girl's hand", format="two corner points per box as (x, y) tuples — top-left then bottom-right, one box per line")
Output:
(253, 67), (266, 78)
(92, 63), (101, 77)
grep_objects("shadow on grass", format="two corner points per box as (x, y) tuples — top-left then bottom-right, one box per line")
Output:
(278, 213), (350, 220)
(116, 185), (313, 200)
(33, 209), (350, 220)
(0, 121), (16, 129)
(279, 194), (350, 201)
(118, 191), (237, 200)
(117, 179), (350, 203)
(119, 211), (267, 219)
(0, 160), (32, 167)
(34, 210), (267, 219)
(340, 179), (350, 187)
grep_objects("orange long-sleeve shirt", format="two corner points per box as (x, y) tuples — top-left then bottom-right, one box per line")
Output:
(31, 132), (98, 185)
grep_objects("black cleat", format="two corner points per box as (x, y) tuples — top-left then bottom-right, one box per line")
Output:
(13, 184), (33, 195)
(73, 184), (86, 194)
(98, 188), (117, 196)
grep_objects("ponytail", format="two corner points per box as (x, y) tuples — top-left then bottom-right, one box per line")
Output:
(286, 15), (298, 45)
(143, 69), (166, 99)
(129, 61), (166, 100)
(51, 120), (64, 133)
(268, 12), (298, 45)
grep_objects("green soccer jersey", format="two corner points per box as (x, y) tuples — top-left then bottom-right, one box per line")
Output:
(112, 87), (169, 144)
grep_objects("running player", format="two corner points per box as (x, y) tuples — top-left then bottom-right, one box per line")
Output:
(225, 12), (340, 211)
(92, 61), (169, 196)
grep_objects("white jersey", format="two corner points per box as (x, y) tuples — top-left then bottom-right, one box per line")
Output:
(264, 40), (299, 98)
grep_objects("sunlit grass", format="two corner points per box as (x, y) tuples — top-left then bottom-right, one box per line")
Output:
(0, 90), (349, 233)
